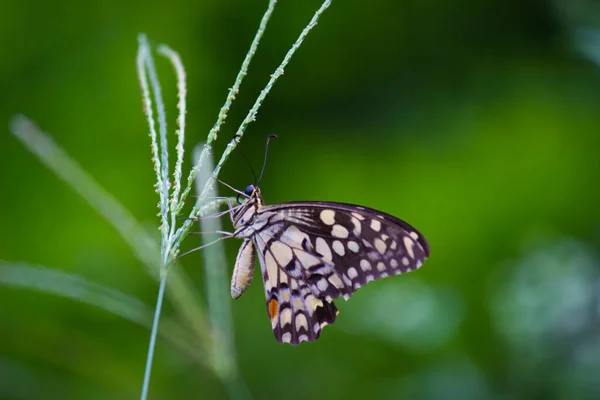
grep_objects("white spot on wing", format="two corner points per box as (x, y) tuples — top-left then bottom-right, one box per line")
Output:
(342, 274), (352, 287)
(328, 274), (344, 289)
(402, 257), (409, 266)
(271, 241), (293, 267)
(348, 241), (360, 253)
(295, 313), (308, 330)
(292, 297), (303, 310)
(280, 288), (290, 303)
(280, 308), (292, 327)
(370, 219), (381, 232)
(352, 212), (365, 221)
(377, 262), (386, 272)
(347, 267), (358, 279)
(360, 259), (372, 271)
(305, 295), (323, 311)
(281, 332), (292, 343)
(410, 231), (419, 240)
(294, 249), (322, 268)
(374, 238), (387, 254)
(332, 240), (345, 256)
(332, 224), (349, 239)
(316, 237), (332, 261)
(351, 217), (362, 235)
(320, 209), (336, 225)
(404, 237), (415, 258)
(390, 259), (398, 268)
(317, 278), (329, 292)
(280, 225), (309, 248)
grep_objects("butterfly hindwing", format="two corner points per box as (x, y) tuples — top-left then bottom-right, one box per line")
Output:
(254, 232), (338, 345)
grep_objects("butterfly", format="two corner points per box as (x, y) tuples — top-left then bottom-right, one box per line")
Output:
(227, 183), (430, 345)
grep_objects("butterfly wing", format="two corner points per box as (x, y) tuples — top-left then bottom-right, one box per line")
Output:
(251, 201), (429, 344)
(253, 230), (338, 345)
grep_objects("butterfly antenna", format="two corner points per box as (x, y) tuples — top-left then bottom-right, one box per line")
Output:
(257, 134), (278, 186)
(233, 134), (258, 184)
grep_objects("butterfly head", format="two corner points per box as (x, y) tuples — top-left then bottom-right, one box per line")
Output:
(243, 185), (256, 197)
(232, 184), (264, 231)
(239, 184), (263, 202)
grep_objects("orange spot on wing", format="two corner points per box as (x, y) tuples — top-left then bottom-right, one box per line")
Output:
(268, 299), (279, 319)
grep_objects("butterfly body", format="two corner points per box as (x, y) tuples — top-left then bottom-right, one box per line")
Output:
(230, 185), (430, 345)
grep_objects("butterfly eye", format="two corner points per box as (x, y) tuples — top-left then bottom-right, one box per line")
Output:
(244, 185), (255, 196)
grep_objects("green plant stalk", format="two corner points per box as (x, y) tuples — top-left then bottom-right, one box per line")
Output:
(141, 273), (167, 400)
(137, 34), (178, 400)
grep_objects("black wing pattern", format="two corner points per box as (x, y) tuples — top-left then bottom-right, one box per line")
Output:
(251, 201), (429, 345)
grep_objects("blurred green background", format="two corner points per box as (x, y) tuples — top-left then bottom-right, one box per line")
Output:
(3, 0), (600, 398)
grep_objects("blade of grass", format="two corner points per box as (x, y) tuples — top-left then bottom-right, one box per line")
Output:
(194, 145), (251, 399)
(0, 262), (205, 365)
(157, 44), (187, 221)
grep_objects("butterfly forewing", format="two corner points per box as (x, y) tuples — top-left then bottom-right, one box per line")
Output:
(232, 188), (429, 345)
(265, 202), (429, 299)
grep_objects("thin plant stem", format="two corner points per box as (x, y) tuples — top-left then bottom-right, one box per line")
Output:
(141, 274), (168, 400)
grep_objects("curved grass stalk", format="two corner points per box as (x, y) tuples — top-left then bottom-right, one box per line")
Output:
(0, 262), (204, 365)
